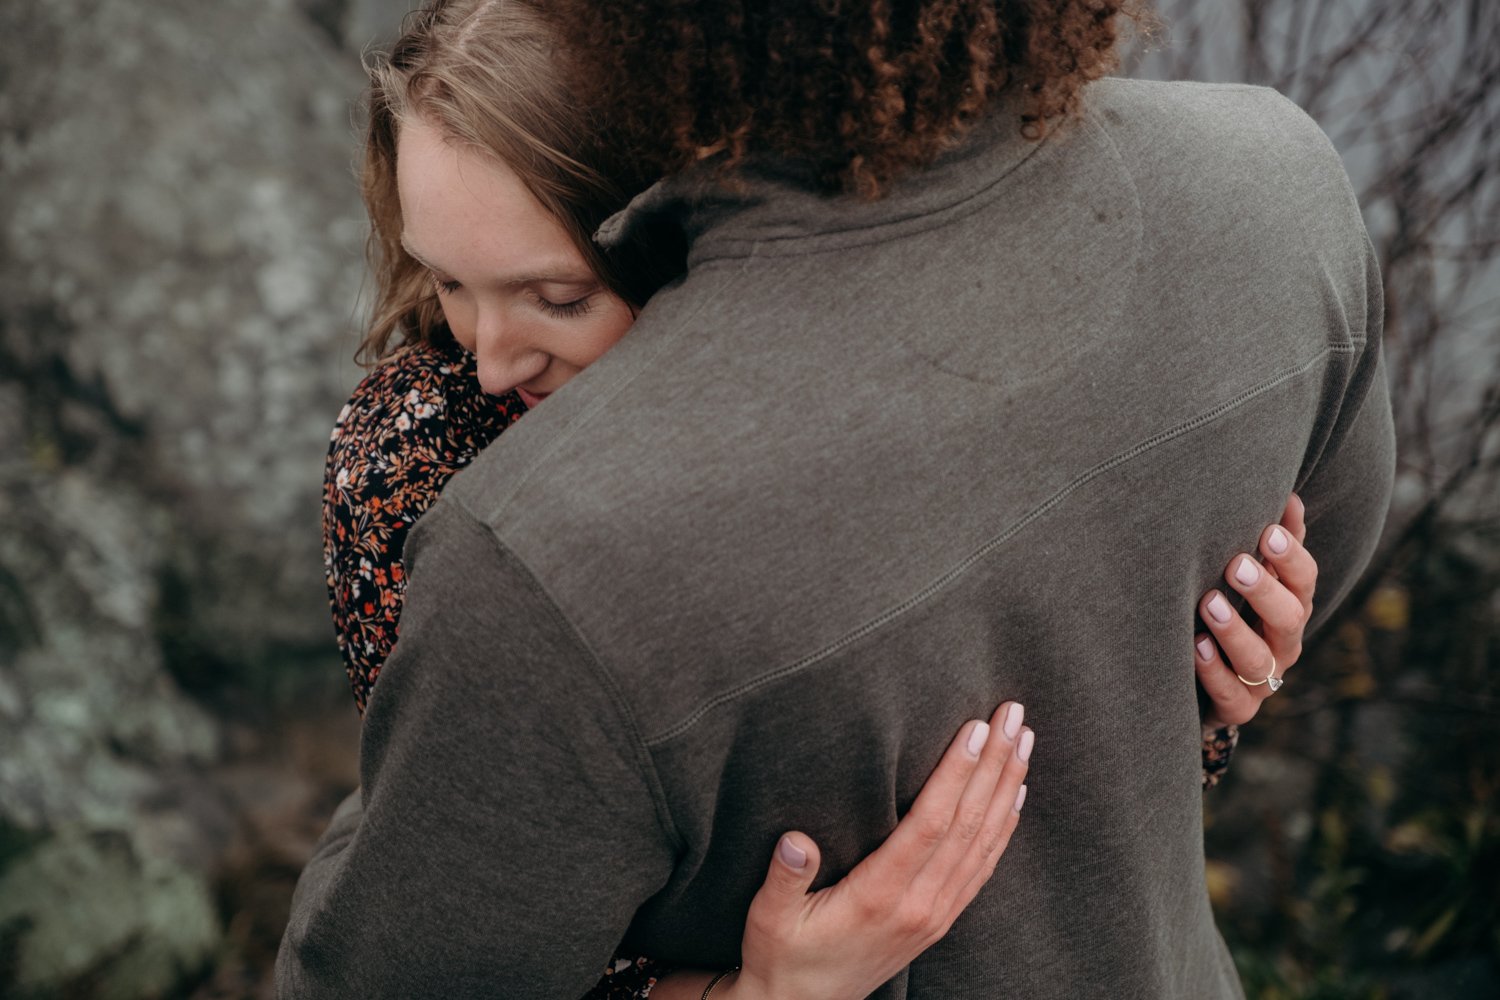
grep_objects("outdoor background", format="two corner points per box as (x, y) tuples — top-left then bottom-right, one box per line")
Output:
(0, 1), (1495, 997)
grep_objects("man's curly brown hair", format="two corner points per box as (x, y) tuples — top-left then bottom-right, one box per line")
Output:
(551, 0), (1153, 197)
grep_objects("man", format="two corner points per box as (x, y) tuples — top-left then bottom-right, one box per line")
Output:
(279, 1), (1393, 995)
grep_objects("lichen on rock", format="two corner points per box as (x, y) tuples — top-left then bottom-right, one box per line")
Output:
(0, 0), (381, 994)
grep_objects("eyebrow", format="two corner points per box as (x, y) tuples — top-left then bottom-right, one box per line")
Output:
(400, 234), (595, 287)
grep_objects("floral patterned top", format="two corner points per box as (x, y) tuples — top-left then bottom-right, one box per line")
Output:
(322, 338), (1239, 996)
(322, 337), (527, 712)
(1201, 721), (1240, 790)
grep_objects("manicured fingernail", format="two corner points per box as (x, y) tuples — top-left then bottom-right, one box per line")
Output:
(1017, 729), (1034, 762)
(778, 836), (807, 870)
(1234, 557), (1261, 587)
(1013, 784), (1028, 814)
(1003, 703), (1024, 740)
(1267, 526), (1289, 555)
(1196, 637), (1215, 661)
(966, 721), (990, 757)
(1207, 592), (1232, 623)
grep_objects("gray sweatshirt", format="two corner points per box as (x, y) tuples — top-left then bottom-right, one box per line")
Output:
(278, 78), (1394, 998)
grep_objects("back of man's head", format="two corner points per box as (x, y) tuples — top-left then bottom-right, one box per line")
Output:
(551, 0), (1152, 198)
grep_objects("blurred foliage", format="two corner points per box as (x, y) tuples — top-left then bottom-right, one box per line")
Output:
(1205, 546), (1500, 996)
(1137, 0), (1500, 995)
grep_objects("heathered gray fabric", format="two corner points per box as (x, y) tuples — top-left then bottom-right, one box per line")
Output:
(277, 79), (1394, 998)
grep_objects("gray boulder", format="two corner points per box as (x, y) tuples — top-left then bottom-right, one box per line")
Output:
(0, 0), (371, 994)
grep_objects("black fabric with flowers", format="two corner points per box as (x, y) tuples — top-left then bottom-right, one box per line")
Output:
(322, 337), (528, 713)
(1201, 723), (1240, 790)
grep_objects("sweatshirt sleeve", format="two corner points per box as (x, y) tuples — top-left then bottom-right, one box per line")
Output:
(276, 497), (679, 999)
(1293, 227), (1396, 638)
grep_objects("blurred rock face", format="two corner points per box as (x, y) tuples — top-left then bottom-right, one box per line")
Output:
(0, 0), (371, 993)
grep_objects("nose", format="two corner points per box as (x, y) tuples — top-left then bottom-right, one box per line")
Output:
(471, 306), (545, 396)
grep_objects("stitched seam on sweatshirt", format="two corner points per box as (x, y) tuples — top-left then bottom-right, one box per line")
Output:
(646, 344), (1347, 747)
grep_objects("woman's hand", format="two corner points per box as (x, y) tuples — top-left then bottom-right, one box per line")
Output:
(648, 703), (1031, 1000)
(719, 702), (1031, 1000)
(1194, 493), (1319, 727)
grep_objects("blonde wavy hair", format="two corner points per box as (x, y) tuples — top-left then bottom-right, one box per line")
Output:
(357, 0), (677, 364)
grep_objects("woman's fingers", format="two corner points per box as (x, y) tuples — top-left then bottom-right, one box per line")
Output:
(942, 727), (1031, 922)
(1281, 492), (1307, 544)
(1258, 521), (1317, 620)
(1220, 555), (1306, 666)
(1194, 632), (1262, 726)
(744, 832), (823, 932)
(1190, 496), (1316, 738)
(915, 704), (1029, 911)
(833, 702), (1028, 944)
(949, 783), (1026, 917)
(736, 704), (1033, 1000)
(1200, 585), (1278, 684)
(1196, 499), (1320, 728)
(861, 712), (1001, 888)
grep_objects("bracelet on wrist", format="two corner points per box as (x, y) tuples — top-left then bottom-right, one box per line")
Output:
(701, 967), (740, 1000)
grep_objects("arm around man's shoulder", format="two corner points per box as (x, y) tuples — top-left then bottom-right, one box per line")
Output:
(279, 496), (678, 998)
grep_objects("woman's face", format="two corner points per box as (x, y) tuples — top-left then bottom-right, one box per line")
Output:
(396, 115), (636, 406)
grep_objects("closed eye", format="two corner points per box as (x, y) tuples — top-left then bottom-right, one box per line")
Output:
(534, 292), (593, 319)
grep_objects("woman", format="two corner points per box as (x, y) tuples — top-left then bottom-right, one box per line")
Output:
(319, 2), (1319, 997)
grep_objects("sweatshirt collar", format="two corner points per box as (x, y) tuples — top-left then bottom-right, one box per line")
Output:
(595, 90), (1040, 264)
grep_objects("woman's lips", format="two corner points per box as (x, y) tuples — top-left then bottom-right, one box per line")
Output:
(516, 386), (549, 408)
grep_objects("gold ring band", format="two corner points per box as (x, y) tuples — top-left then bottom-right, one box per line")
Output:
(1236, 655), (1282, 692)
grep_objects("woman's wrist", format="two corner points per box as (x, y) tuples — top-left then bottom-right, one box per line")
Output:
(646, 968), (744, 1000)
(702, 971), (750, 1000)
(700, 968), (741, 999)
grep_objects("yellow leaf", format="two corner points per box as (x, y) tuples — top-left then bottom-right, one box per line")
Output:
(28, 434), (61, 473)
(1366, 766), (1395, 808)
(1320, 808), (1347, 852)
(1411, 906), (1459, 958)
(1384, 821), (1437, 855)
(1204, 860), (1240, 908)
(1337, 620), (1368, 652)
(1365, 584), (1410, 631)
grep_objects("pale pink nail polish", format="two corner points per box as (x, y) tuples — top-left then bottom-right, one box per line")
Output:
(966, 721), (990, 757)
(1234, 557), (1261, 587)
(1207, 593), (1232, 623)
(1013, 784), (1028, 814)
(1003, 703), (1024, 740)
(1196, 637), (1215, 661)
(778, 836), (808, 870)
(1017, 730), (1034, 762)
(1267, 526), (1289, 555)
